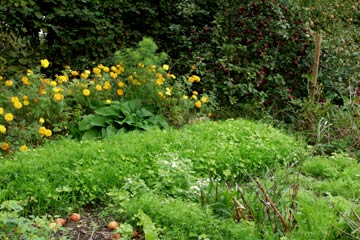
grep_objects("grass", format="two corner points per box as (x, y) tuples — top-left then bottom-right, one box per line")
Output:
(0, 118), (359, 239)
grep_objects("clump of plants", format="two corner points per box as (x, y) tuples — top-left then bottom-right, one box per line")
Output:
(0, 37), (214, 154)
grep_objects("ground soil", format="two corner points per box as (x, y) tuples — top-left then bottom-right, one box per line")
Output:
(55, 209), (143, 240)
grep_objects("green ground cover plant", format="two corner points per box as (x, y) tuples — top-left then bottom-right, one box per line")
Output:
(0, 119), (359, 239)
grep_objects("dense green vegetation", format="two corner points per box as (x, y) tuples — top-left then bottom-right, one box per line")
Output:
(1, 0), (360, 239)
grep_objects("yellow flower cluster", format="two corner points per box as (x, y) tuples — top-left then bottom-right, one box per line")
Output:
(0, 125), (6, 134)
(188, 75), (201, 83)
(38, 126), (52, 137)
(22, 76), (31, 85)
(156, 73), (166, 86)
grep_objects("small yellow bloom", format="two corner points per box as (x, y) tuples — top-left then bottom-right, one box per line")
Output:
(23, 100), (30, 106)
(194, 100), (202, 109)
(85, 70), (91, 75)
(93, 67), (101, 75)
(0, 76), (3, 81)
(20, 145), (28, 151)
(64, 65), (71, 70)
(50, 81), (57, 87)
(191, 64), (196, 70)
(39, 117), (45, 124)
(138, 62), (145, 68)
(118, 81), (125, 88)
(95, 84), (103, 91)
(38, 126), (47, 135)
(71, 71), (79, 77)
(111, 66), (117, 72)
(13, 101), (23, 109)
(1, 143), (9, 151)
(22, 76), (31, 85)
(57, 75), (67, 84)
(41, 59), (50, 68)
(53, 93), (64, 102)
(162, 64), (169, 71)
(117, 89), (124, 96)
(98, 64), (104, 69)
(110, 72), (118, 79)
(11, 97), (19, 103)
(201, 96), (209, 103)
(23, 96), (28, 100)
(167, 73), (176, 79)
(105, 99), (112, 104)
(4, 113), (14, 122)
(80, 72), (89, 79)
(0, 107), (3, 114)
(103, 66), (110, 73)
(5, 80), (13, 87)
(192, 91), (198, 96)
(45, 129), (52, 137)
(83, 89), (91, 96)
(165, 87), (172, 96)
(103, 81), (111, 90)
(183, 95), (189, 100)
(158, 92), (164, 98)
(192, 95), (198, 100)
(27, 69), (33, 75)
(0, 125), (6, 134)
(188, 75), (201, 83)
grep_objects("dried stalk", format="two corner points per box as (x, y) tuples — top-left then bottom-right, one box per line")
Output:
(232, 196), (247, 221)
(255, 178), (289, 233)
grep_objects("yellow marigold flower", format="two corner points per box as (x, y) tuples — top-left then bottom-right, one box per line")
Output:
(132, 80), (140, 85)
(83, 89), (91, 96)
(192, 91), (198, 96)
(23, 96), (28, 100)
(97, 64), (104, 69)
(57, 75), (67, 84)
(105, 99), (112, 104)
(111, 66), (117, 72)
(39, 117), (45, 124)
(41, 59), (50, 68)
(116, 65), (125, 74)
(167, 73), (176, 79)
(138, 62), (145, 68)
(38, 126), (47, 135)
(71, 71), (79, 77)
(45, 129), (52, 137)
(22, 76), (31, 85)
(188, 75), (201, 83)
(194, 100), (202, 109)
(95, 84), (103, 91)
(64, 65), (70, 70)
(1, 143), (9, 151)
(11, 97), (19, 103)
(155, 77), (165, 86)
(191, 64), (197, 70)
(53, 93), (64, 102)
(103, 66), (110, 73)
(50, 81), (57, 87)
(158, 92), (164, 98)
(0, 75), (3, 80)
(5, 80), (13, 87)
(85, 70), (91, 75)
(0, 107), (3, 114)
(128, 75), (133, 81)
(0, 125), (6, 134)
(27, 69), (33, 75)
(183, 95), (189, 100)
(93, 67), (101, 75)
(201, 96), (209, 103)
(117, 89), (124, 96)
(23, 100), (30, 106)
(165, 87), (172, 96)
(162, 64), (169, 71)
(20, 145), (28, 151)
(4, 113), (14, 122)
(80, 72), (89, 79)
(103, 82), (111, 90)
(53, 87), (62, 93)
(118, 81), (125, 88)
(13, 101), (23, 109)
(110, 72), (118, 79)
(192, 95), (198, 100)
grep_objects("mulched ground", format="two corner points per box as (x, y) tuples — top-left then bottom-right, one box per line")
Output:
(55, 209), (143, 240)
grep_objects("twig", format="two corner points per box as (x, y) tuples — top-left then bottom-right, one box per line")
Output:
(288, 184), (298, 228)
(236, 183), (257, 222)
(232, 196), (247, 221)
(255, 178), (289, 233)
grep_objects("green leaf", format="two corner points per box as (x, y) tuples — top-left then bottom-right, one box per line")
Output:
(78, 115), (95, 131)
(90, 115), (108, 127)
(137, 210), (159, 240)
(95, 105), (120, 117)
(81, 128), (100, 140)
(34, 11), (43, 19)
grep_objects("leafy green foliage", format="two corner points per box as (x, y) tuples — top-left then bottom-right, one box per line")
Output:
(78, 100), (169, 140)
